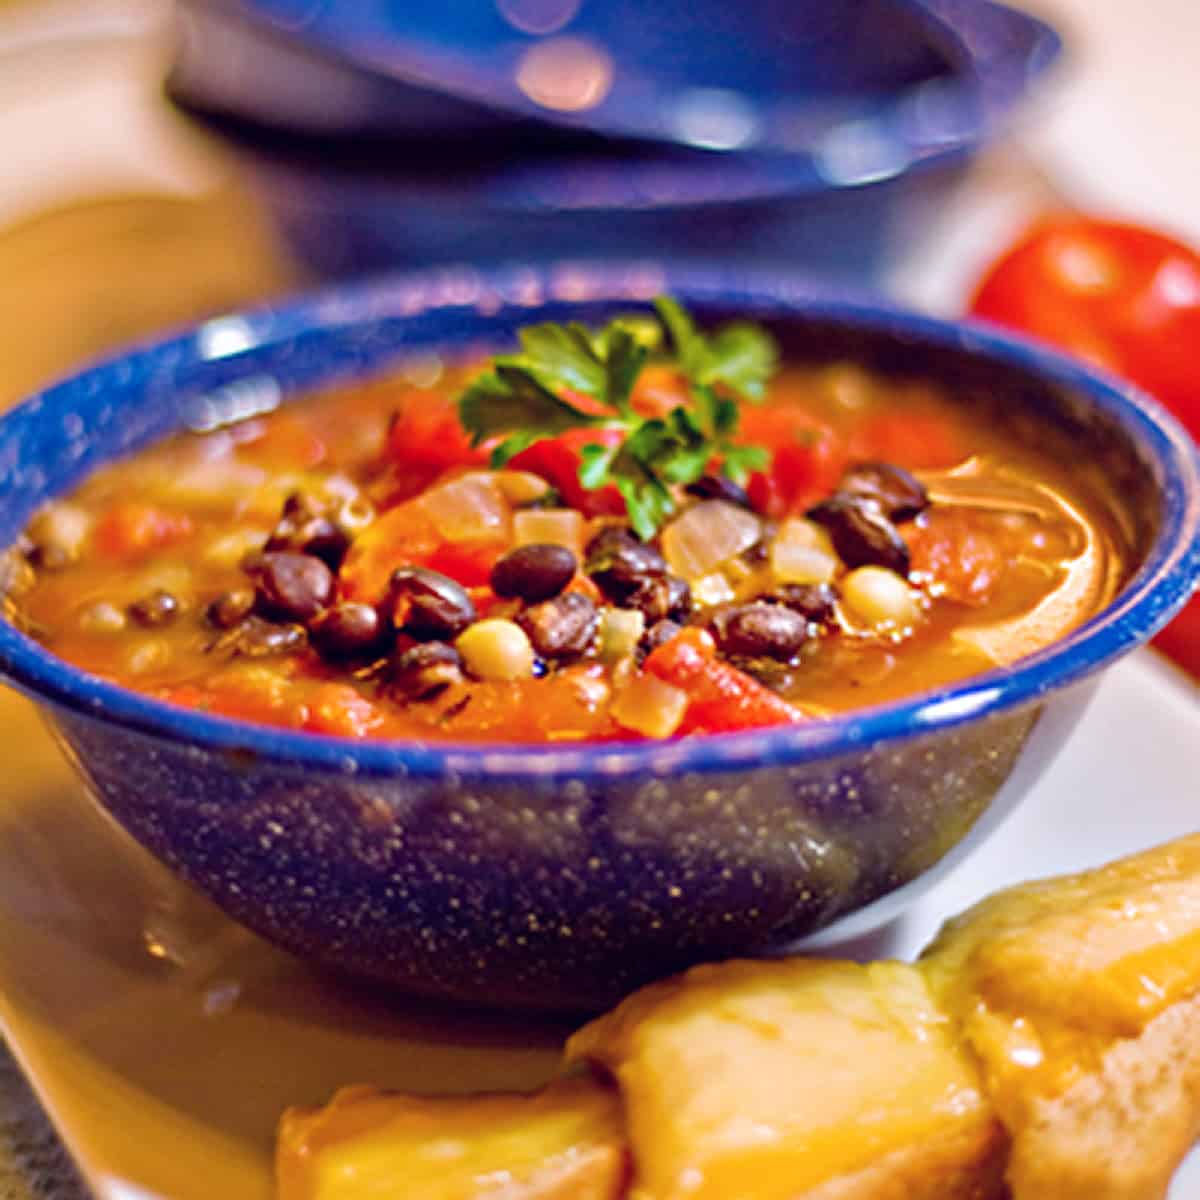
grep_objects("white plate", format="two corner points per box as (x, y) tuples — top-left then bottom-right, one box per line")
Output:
(0, 653), (1194, 1199)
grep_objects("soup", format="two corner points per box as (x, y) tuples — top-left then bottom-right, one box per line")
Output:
(2, 302), (1128, 742)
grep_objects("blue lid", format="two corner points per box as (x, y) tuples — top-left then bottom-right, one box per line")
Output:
(180, 0), (1056, 155)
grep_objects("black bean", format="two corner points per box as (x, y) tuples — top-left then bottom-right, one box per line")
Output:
(211, 615), (307, 659)
(266, 491), (374, 569)
(839, 462), (929, 522)
(712, 602), (809, 662)
(387, 566), (476, 641)
(518, 591), (598, 660)
(128, 589), (180, 628)
(310, 602), (388, 660)
(206, 588), (256, 630)
(246, 552), (335, 623)
(764, 582), (838, 626)
(684, 474), (752, 507)
(617, 573), (693, 624)
(807, 495), (910, 575)
(587, 532), (669, 608)
(491, 543), (577, 603)
(640, 619), (682, 656)
(388, 641), (464, 700)
(584, 524), (643, 562)
(268, 515), (349, 569)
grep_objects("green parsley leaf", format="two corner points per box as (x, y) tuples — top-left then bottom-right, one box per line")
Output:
(455, 296), (777, 537)
(459, 363), (601, 460)
(512, 322), (606, 399)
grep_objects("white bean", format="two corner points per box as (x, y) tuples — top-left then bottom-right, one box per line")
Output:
(841, 566), (921, 634)
(456, 619), (535, 681)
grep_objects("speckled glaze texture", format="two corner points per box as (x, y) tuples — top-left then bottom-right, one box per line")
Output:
(1, 264), (1197, 1010)
(171, 1), (1060, 280)
(54, 702), (1047, 1010)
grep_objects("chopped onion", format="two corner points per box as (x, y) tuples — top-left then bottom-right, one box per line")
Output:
(770, 518), (839, 585)
(661, 500), (762, 582)
(691, 572), (735, 606)
(599, 607), (646, 662)
(612, 675), (689, 738)
(514, 508), (585, 554)
(491, 470), (552, 506)
(419, 473), (511, 542)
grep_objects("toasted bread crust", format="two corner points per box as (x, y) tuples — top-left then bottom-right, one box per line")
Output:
(802, 1118), (1009, 1200)
(1007, 989), (1200, 1200)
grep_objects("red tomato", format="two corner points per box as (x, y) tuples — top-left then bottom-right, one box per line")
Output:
(509, 430), (626, 517)
(739, 407), (847, 518)
(969, 213), (1200, 676)
(386, 394), (486, 474)
(969, 214), (1200, 441)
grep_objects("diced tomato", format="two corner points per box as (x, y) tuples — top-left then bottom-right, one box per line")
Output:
(643, 627), (805, 733)
(908, 509), (1006, 607)
(386, 394), (486, 474)
(339, 493), (509, 601)
(509, 430), (626, 517)
(425, 540), (507, 589)
(338, 498), (441, 604)
(302, 683), (385, 739)
(93, 502), (194, 562)
(739, 406), (847, 518)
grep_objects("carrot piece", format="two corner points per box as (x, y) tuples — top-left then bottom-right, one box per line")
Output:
(643, 628), (805, 733)
(302, 684), (385, 739)
(93, 502), (194, 562)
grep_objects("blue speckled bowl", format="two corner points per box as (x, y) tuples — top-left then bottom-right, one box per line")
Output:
(0, 264), (1197, 1011)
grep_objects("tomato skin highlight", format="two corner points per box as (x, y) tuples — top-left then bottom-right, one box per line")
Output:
(969, 213), (1200, 677)
(969, 214), (1200, 441)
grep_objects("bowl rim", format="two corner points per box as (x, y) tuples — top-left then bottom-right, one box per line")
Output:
(0, 261), (1196, 781)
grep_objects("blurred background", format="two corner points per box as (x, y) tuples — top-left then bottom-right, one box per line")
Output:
(0, 0), (1195, 412)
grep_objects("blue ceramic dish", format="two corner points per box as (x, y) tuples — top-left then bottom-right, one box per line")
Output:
(170, 0), (970, 147)
(168, 0), (1060, 156)
(0, 264), (1196, 1011)
(172, 0), (1060, 281)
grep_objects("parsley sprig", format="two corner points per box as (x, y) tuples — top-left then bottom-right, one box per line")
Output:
(457, 297), (776, 540)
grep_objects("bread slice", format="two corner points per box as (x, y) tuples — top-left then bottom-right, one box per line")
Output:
(276, 1077), (628, 1200)
(566, 958), (1005, 1200)
(922, 833), (1200, 1200)
(276, 835), (1200, 1200)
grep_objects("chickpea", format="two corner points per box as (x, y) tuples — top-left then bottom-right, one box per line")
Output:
(841, 566), (921, 634)
(455, 619), (535, 681)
